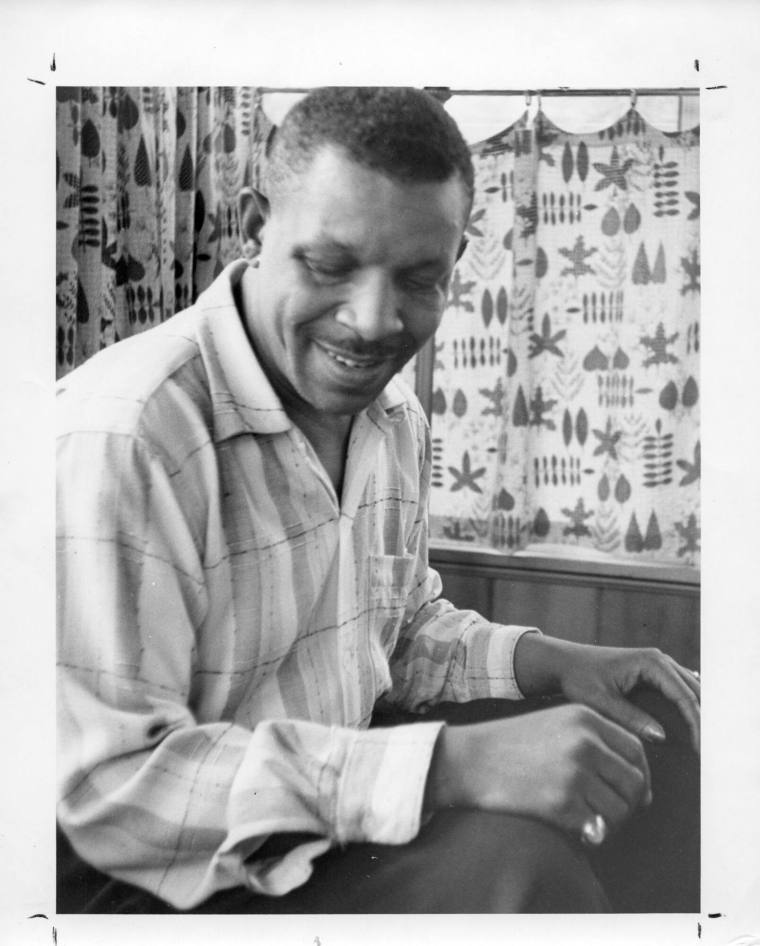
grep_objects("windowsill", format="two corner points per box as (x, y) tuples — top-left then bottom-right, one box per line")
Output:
(429, 541), (700, 588)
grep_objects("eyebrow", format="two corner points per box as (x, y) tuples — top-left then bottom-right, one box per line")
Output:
(295, 238), (449, 273)
(399, 258), (448, 274)
(293, 238), (356, 260)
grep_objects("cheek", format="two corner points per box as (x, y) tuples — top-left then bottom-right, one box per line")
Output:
(404, 297), (445, 347)
(273, 288), (326, 344)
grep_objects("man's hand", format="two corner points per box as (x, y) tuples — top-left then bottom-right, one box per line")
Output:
(424, 703), (651, 837)
(514, 634), (701, 753)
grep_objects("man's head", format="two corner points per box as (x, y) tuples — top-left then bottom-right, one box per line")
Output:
(238, 86), (473, 421)
(263, 86), (474, 209)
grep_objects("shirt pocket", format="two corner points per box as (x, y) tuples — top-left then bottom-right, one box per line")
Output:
(367, 553), (417, 692)
(368, 553), (416, 613)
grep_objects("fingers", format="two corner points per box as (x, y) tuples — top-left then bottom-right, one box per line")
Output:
(563, 706), (651, 812)
(587, 649), (701, 753)
(670, 661), (701, 750)
(585, 688), (664, 757)
(599, 696), (666, 746)
(595, 741), (650, 807)
(670, 658), (701, 701)
(594, 710), (650, 770)
(638, 652), (701, 752)
(565, 714), (651, 838)
(583, 773), (638, 832)
(588, 714), (651, 804)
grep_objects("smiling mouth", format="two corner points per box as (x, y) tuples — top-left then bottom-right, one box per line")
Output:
(314, 340), (388, 370)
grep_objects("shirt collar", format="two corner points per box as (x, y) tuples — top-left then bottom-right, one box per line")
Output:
(369, 376), (409, 427)
(195, 261), (410, 442)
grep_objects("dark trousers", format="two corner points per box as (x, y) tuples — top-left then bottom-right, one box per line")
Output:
(57, 688), (698, 914)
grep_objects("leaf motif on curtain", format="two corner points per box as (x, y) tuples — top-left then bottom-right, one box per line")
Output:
(429, 107), (700, 567)
(133, 135), (151, 186)
(178, 146), (194, 191)
(56, 90), (700, 569)
(56, 86), (271, 377)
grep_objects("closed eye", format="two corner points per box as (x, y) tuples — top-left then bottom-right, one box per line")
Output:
(401, 277), (439, 293)
(399, 269), (448, 294)
(301, 258), (352, 284)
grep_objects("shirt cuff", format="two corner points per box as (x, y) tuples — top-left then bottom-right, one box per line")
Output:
(216, 717), (444, 899)
(329, 720), (445, 845)
(484, 625), (542, 700)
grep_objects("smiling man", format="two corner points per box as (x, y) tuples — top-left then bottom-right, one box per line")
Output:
(236, 131), (468, 493)
(56, 87), (699, 914)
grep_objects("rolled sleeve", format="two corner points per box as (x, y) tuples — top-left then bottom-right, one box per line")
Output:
(220, 718), (444, 898)
(484, 625), (542, 700)
(334, 721), (444, 844)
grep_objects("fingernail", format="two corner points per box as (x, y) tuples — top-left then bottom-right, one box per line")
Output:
(644, 723), (666, 742)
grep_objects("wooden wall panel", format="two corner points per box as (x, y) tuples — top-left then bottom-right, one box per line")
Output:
(491, 577), (599, 646)
(431, 553), (700, 670)
(597, 585), (700, 670)
(435, 568), (491, 618)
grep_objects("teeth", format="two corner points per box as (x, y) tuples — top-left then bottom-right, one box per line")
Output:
(324, 348), (378, 369)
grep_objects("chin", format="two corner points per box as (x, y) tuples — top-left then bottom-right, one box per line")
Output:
(299, 372), (393, 418)
(317, 391), (378, 417)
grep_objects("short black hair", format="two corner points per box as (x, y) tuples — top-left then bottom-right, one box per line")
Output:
(264, 86), (474, 206)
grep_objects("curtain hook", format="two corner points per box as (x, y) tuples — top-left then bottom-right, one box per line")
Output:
(630, 88), (638, 109)
(524, 90), (532, 108)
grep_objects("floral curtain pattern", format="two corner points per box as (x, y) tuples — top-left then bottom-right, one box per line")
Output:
(56, 86), (272, 376)
(429, 108), (700, 567)
(55, 91), (700, 568)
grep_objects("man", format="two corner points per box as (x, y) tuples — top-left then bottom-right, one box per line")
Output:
(57, 86), (699, 913)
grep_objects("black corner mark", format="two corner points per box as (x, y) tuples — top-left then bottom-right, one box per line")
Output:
(697, 922), (702, 938)
(26, 914), (56, 943)
(27, 78), (46, 85)
(50, 53), (56, 71)
(694, 59), (700, 71)
(706, 85), (727, 90)
(708, 912), (726, 918)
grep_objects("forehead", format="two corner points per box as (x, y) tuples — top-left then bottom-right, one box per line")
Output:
(270, 145), (469, 262)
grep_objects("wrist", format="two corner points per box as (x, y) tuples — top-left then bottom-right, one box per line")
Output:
(514, 632), (573, 697)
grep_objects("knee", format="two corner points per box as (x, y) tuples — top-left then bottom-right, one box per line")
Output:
(428, 810), (609, 913)
(511, 819), (609, 912)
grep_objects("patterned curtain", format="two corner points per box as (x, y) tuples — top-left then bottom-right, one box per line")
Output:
(56, 86), (272, 376)
(429, 108), (700, 568)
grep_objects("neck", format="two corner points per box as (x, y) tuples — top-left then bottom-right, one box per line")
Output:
(287, 399), (353, 447)
(289, 403), (353, 499)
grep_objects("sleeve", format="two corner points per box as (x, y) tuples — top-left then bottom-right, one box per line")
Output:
(383, 409), (541, 712)
(57, 418), (444, 910)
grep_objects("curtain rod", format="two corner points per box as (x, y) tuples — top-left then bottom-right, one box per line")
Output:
(259, 86), (700, 97)
(436, 87), (699, 97)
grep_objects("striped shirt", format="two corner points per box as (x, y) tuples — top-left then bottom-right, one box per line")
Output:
(56, 261), (536, 909)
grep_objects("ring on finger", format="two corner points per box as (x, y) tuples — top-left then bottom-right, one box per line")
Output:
(581, 813), (608, 846)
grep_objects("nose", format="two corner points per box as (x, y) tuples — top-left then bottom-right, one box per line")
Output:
(334, 269), (404, 342)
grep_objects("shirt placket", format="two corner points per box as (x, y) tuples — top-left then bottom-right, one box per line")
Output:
(338, 411), (392, 723)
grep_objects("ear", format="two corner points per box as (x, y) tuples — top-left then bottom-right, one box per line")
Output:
(238, 187), (270, 261)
